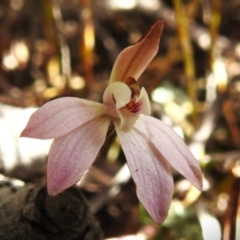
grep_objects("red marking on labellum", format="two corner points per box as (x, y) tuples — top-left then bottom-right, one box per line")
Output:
(112, 94), (116, 103)
(126, 100), (142, 113)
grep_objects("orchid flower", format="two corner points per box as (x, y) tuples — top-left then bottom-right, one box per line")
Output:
(20, 19), (202, 224)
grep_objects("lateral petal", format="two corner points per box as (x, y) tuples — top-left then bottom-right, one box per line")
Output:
(47, 115), (111, 196)
(110, 19), (164, 82)
(21, 97), (105, 139)
(115, 122), (173, 224)
(136, 115), (203, 191)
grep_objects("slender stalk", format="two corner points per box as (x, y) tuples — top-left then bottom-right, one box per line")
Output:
(51, 0), (71, 78)
(209, 0), (222, 66)
(173, 0), (196, 104)
(79, 0), (95, 91)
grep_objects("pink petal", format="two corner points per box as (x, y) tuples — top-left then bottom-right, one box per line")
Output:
(136, 115), (203, 191)
(21, 97), (105, 139)
(47, 115), (111, 196)
(110, 19), (164, 82)
(115, 123), (173, 224)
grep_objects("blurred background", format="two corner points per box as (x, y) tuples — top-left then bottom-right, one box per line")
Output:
(0, 0), (239, 239)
